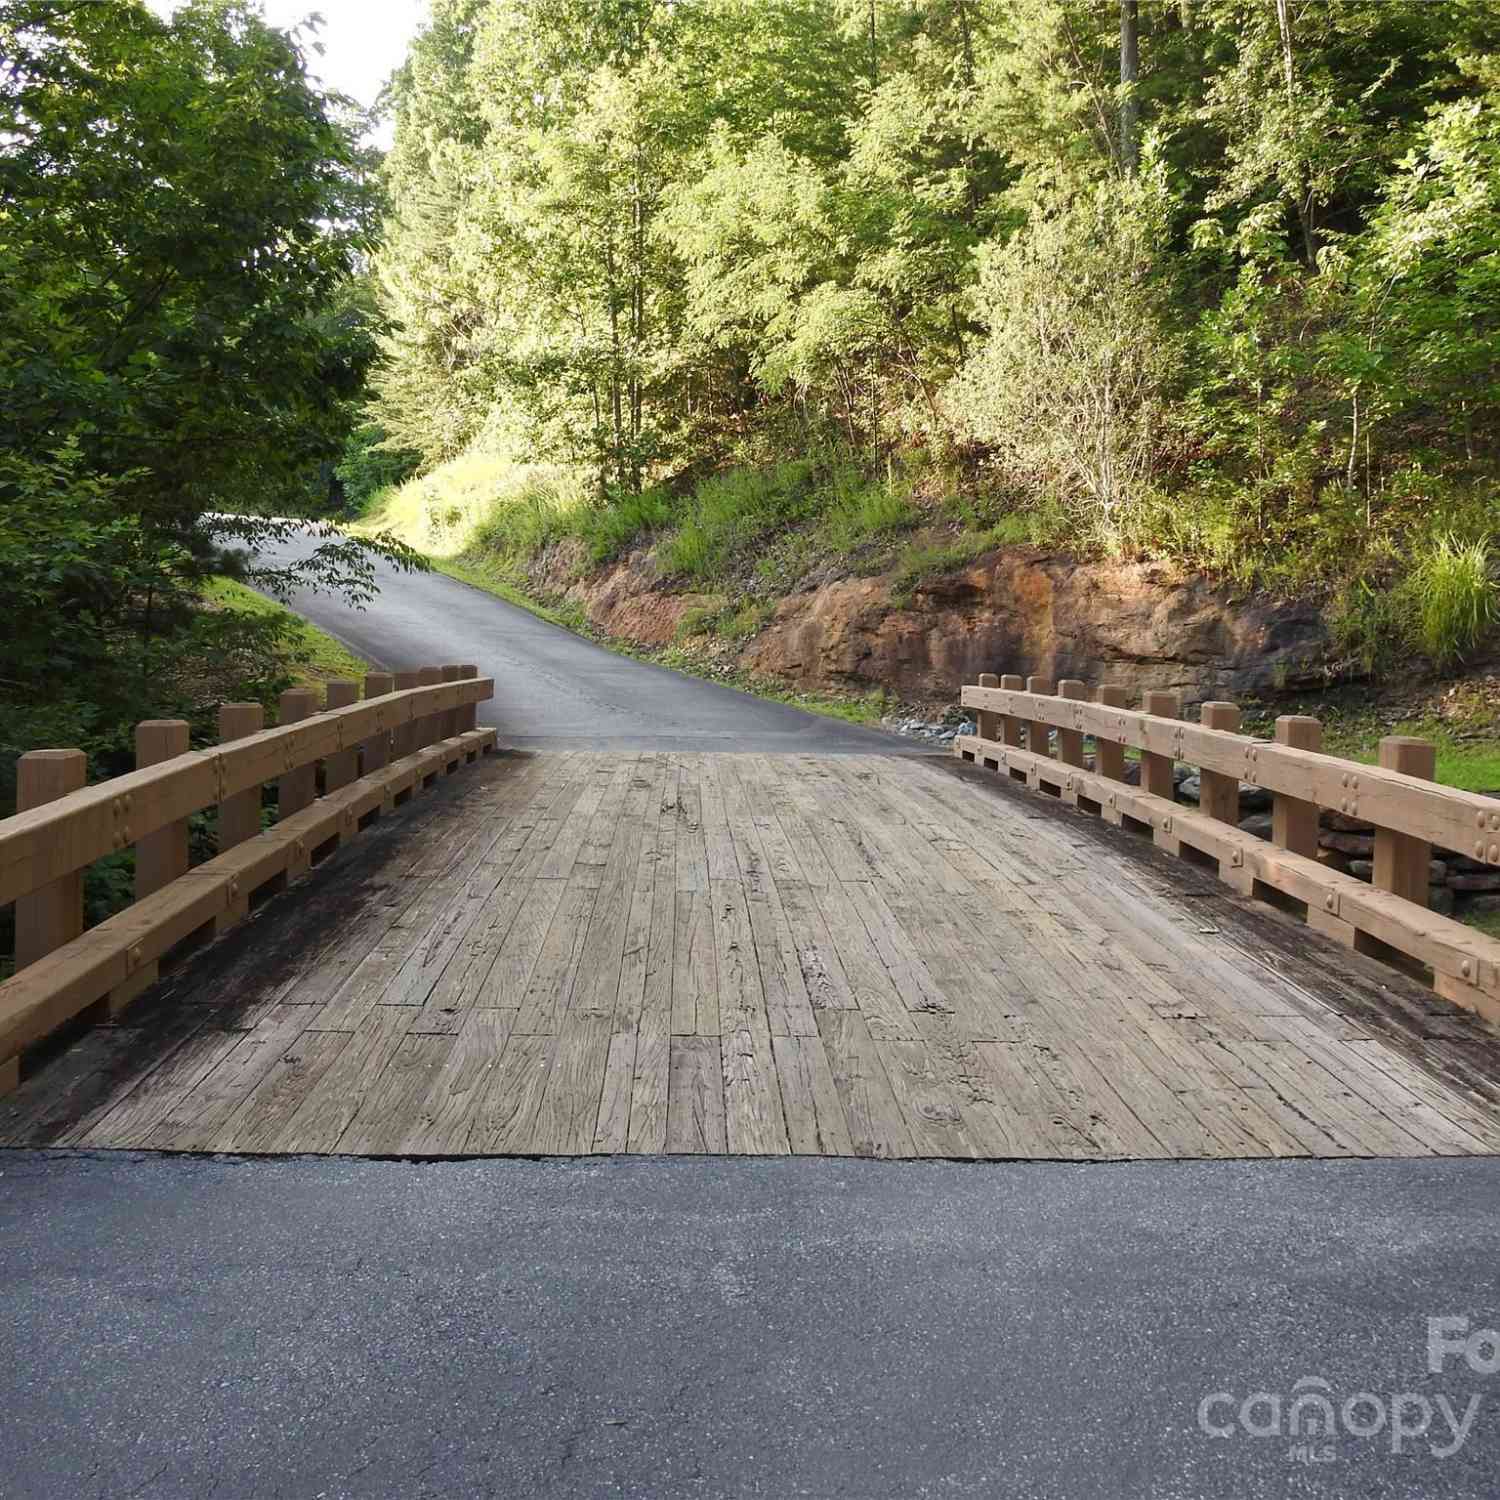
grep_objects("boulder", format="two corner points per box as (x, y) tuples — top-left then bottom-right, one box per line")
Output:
(1321, 832), (1375, 857)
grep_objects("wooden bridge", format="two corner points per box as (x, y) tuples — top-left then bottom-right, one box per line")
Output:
(4, 667), (1500, 1159)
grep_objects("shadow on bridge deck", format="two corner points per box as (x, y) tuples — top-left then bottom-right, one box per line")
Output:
(6, 749), (1500, 1160)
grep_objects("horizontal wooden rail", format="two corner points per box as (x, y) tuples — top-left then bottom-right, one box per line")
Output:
(0, 668), (494, 1092)
(0, 677), (492, 909)
(962, 682), (1500, 867)
(956, 675), (1500, 1025)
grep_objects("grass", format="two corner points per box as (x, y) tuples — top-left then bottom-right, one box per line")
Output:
(204, 579), (369, 691)
(661, 462), (818, 581)
(1406, 534), (1495, 666)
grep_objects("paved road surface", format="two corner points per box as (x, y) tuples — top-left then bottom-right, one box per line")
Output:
(4, 1152), (1500, 1499)
(257, 528), (912, 752)
(4, 527), (1499, 1498)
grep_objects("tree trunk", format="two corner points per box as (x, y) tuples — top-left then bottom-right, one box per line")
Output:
(1274, 0), (1317, 264)
(1119, 0), (1140, 176)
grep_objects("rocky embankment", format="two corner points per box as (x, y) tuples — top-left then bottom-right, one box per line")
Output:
(530, 540), (1328, 707)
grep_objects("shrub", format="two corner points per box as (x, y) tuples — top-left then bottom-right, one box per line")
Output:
(950, 162), (1182, 550)
(335, 424), (422, 516)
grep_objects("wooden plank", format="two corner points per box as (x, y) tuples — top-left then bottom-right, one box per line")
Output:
(626, 765), (677, 1154)
(482, 876), (568, 1010)
(974, 1041), (1100, 1159)
(709, 879), (767, 1037)
(876, 1039), (984, 1158)
(810, 881), (918, 1041)
(910, 1011), (1020, 1156)
(814, 1010), (915, 1159)
(771, 1034), (855, 1155)
(721, 1024), (789, 1155)
(530, 1012), (612, 1153)
(213, 1029), (354, 1153)
(402, 1008), (516, 1154)
(75, 1024), (250, 1149)
(665, 1036), (726, 1153)
(466, 1032), (555, 1153)
(512, 872), (599, 1035)
(671, 889), (719, 1036)
(672, 757), (709, 892)
(776, 881), (858, 1013)
(593, 1030), (637, 1153)
(266, 1007), (414, 1153)
(146, 1006), (311, 1152)
(338, 1033), (457, 1154)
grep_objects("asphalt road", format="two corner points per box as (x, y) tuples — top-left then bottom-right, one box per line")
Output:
(3, 1153), (1499, 1500)
(5, 527), (1499, 1498)
(254, 528), (914, 752)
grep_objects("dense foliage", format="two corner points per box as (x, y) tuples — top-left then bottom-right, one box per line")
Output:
(0, 0), (412, 806)
(370, 0), (1499, 667)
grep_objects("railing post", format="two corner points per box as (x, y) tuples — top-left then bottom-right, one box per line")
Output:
(1197, 702), (1241, 824)
(441, 664), (463, 741)
(362, 672), (394, 773)
(217, 703), (265, 853)
(975, 672), (999, 743)
(1056, 680), (1088, 766)
(276, 688), (319, 821)
(1273, 715), (1322, 857)
(416, 666), (442, 748)
(323, 680), (359, 792)
(215, 703), (263, 937)
(1024, 676), (1054, 764)
(999, 675), (1025, 747)
(1094, 685), (1129, 783)
(134, 720), (191, 900)
(108, 718), (191, 1012)
(1375, 736), (1436, 907)
(393, 670), (420, 758)
(14, 750), (86, 975)
(1056, 680), (1087, 803)
(1140, 690), (1180, 800)
(459, 664), (479, 734)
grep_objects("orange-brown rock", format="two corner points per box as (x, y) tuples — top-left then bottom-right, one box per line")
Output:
(530, 541), (1328, 707)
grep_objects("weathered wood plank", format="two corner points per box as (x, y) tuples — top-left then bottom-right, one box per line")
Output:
(665, 1035), (726, 1153)
(771, 1034), (855, 1156)
(815, 1010), (915, 1159)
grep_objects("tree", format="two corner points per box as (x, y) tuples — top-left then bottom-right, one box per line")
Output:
(0, 0), (415, 757)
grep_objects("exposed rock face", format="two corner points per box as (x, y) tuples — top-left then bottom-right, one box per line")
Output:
(742, 551), (1326, 705)
(533, 542), (1329, 708)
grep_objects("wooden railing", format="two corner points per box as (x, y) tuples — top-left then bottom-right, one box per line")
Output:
(956, 673), (1500, 1025)
(0, 665), (497, 1090)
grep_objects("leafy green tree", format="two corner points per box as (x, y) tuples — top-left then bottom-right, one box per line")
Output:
(0, 0), (415, 768)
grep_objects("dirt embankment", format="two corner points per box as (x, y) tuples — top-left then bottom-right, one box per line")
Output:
(528, 541), (1329, 709)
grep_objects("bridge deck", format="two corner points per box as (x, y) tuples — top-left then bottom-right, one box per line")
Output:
(6, 750), (1500, 1159)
